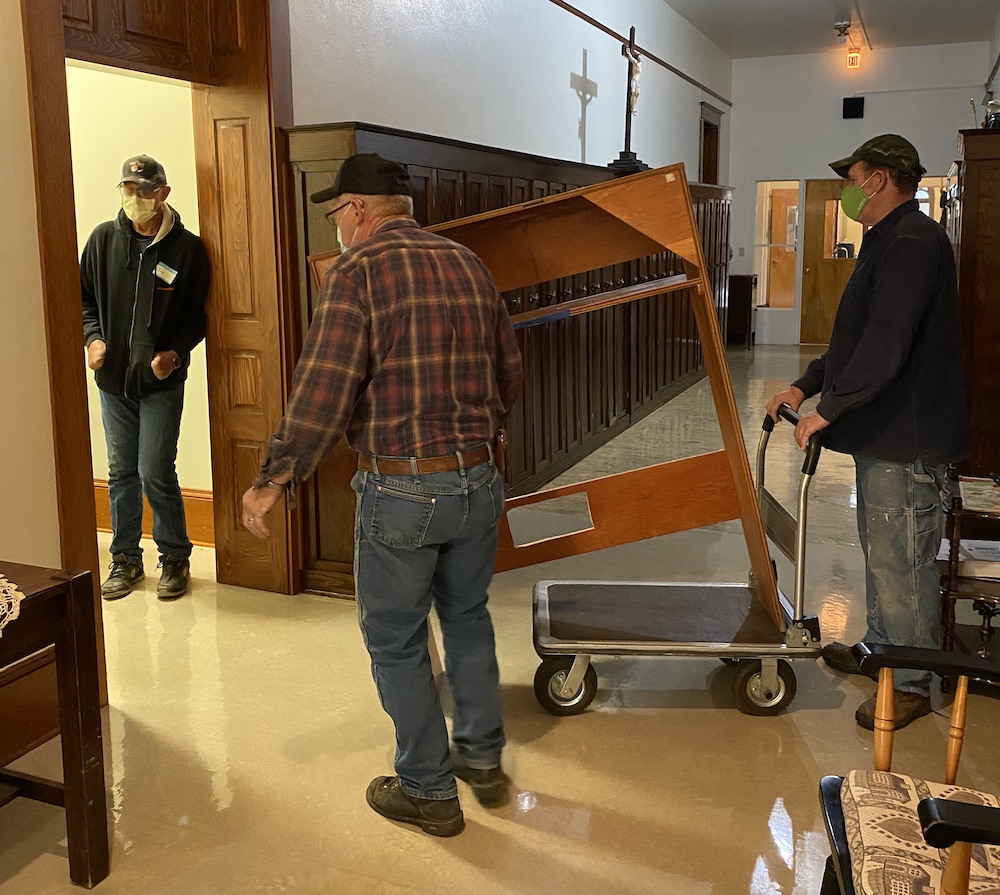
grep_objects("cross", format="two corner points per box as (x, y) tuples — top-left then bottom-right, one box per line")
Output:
(570, 49), (598, 164)
(622, 26), (640, 155)
(607, 25), (648, 175)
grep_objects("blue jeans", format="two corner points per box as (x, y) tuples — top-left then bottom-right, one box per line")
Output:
(99, 386), (192, 564)
(854, 456), (947, 695)
(351, 459), (506, 800)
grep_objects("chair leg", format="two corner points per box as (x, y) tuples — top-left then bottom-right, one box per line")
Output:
(819, 855), (843, 895)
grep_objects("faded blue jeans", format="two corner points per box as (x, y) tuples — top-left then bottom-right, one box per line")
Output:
(99, 385), (192, 565)
(855, 456), (948, 696)
(351, 458), (506, 801)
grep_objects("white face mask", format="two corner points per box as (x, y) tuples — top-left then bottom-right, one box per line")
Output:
(122, 195), (158, 225)
(336, 224), (348, 254)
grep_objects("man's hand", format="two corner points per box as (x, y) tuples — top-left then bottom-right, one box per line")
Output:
(241, 485), (283, 539)
(793, 410), (830, 450)
(151, 350), (179, 380)
(87, 340), (106, 371)
(765, 385), (806, 422)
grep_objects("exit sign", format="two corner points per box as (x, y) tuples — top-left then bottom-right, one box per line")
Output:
(847, 50), (861, 69)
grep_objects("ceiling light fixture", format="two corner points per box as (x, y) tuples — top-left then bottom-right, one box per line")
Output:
(834, 21), (851, 44)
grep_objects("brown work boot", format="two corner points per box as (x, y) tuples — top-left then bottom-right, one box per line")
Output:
(821, 642), (876, 679)
(101, 554), (144, 600)
(453, 761), (510, 808)
(365, 776), (464, 837)
(156, 556), (190, 600)
(855, 690), (932, 731)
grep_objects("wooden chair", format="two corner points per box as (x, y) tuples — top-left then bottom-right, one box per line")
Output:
(819, 643), (1000, 895)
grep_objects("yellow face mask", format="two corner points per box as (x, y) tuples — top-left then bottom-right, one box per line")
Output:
(122, 195), (158, 225)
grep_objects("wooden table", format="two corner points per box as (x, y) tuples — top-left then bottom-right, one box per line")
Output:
(0, 562), (108, 887)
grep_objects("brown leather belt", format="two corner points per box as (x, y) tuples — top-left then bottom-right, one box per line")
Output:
(358, 446), (491, 475)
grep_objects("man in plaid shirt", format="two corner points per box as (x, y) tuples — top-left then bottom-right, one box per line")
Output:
(242, 153), (523, 836)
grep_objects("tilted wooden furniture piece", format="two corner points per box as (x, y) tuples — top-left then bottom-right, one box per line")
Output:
(819, 643), (1000, 895)
(432, 163), (781, 625)
(0, 562), (108, 888)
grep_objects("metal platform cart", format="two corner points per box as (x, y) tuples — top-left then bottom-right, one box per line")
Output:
(531, 404), (823, 717)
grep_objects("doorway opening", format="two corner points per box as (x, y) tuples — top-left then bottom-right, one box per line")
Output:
(753, 181), (799, 309)
(66, 60), (216, 553)
(699, 103), (722, 185)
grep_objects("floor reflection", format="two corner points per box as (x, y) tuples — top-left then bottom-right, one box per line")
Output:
(3, 347), (998, 895)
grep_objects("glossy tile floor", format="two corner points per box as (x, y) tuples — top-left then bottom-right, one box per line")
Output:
(3, 346), (999, 895)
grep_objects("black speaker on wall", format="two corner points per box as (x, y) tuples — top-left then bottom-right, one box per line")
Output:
(843, 97), (865, 119)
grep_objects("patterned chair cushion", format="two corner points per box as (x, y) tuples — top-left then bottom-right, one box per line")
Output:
(841, 769), (1000, 894)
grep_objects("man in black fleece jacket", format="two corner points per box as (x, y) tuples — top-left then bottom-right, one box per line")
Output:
(82, 155), (209, 601)
(766, 135), (967, 730)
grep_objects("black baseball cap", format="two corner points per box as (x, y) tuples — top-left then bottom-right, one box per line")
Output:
(120, 155), (167, 186)
(829, 134), (923, 179)
(310, 153), (411, 204)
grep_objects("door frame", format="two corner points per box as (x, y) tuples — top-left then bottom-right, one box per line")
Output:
(19, 0), (297, 601)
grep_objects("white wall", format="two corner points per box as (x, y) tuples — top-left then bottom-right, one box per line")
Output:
(729, 41), (988, 344)
(0, 0), (61, 567)
(289, 0), (732, 181)
(66, 61), (213, 492)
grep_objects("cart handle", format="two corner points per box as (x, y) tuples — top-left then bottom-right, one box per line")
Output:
(761, 403), (822, 476)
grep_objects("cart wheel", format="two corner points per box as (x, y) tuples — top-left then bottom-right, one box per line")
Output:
(533, 658), (598, 716)
(732, 659), (796, 715)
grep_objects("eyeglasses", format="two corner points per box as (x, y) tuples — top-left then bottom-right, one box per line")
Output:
(324, 200), (356, 226)
(119, 183), (162, 199)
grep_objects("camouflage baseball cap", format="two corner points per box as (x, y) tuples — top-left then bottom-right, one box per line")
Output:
(120, 155), (167, 187)
(829, 134), (922, 179)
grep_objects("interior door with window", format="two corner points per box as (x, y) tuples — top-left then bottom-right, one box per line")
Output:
(800, 179), (858, 344)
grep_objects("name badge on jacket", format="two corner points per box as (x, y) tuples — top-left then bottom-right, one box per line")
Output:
(155, 261), (178, 285)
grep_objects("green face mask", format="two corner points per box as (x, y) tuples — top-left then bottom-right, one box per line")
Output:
(122, 195), (158, 225)
(839, 172), (878, 221)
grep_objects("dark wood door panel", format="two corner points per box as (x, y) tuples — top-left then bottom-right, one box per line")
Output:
(63, 0), (218, 83)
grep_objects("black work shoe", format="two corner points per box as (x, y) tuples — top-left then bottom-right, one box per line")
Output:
(822, 642), (877, 679)
(101, 554), (144, 600)
(855, 690), (932, 731)
(365, 776), (464, 837)
(453, 762), (510, 808)
(156, 556), (190, 600)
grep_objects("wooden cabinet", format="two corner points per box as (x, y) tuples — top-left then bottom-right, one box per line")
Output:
(62, 0), (245, 84)
(948, 131), (1000, 476)
(282, 122), (731, 595)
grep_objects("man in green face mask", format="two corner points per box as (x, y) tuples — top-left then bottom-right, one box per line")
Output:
(81, 154), (211, 602)
(766, 134), (968, 731)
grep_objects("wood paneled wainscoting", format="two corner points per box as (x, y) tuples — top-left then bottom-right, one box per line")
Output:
(282, 123), (732, 596)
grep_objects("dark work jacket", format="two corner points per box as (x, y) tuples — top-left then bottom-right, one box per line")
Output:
(793, 199), (967, 464)
(81, 206), (209, 400)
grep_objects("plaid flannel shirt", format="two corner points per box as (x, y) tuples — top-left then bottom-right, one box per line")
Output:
(256, 217), (523, 492)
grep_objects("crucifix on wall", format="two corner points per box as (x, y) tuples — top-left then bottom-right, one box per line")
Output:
(570, 49), (598, 164)
(608, 25), (649, 175)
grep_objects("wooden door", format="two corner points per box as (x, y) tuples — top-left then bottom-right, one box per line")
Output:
(801, 179), (857, 344)
(767, 188), (797, 309)
(191, 0), (295, 593)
